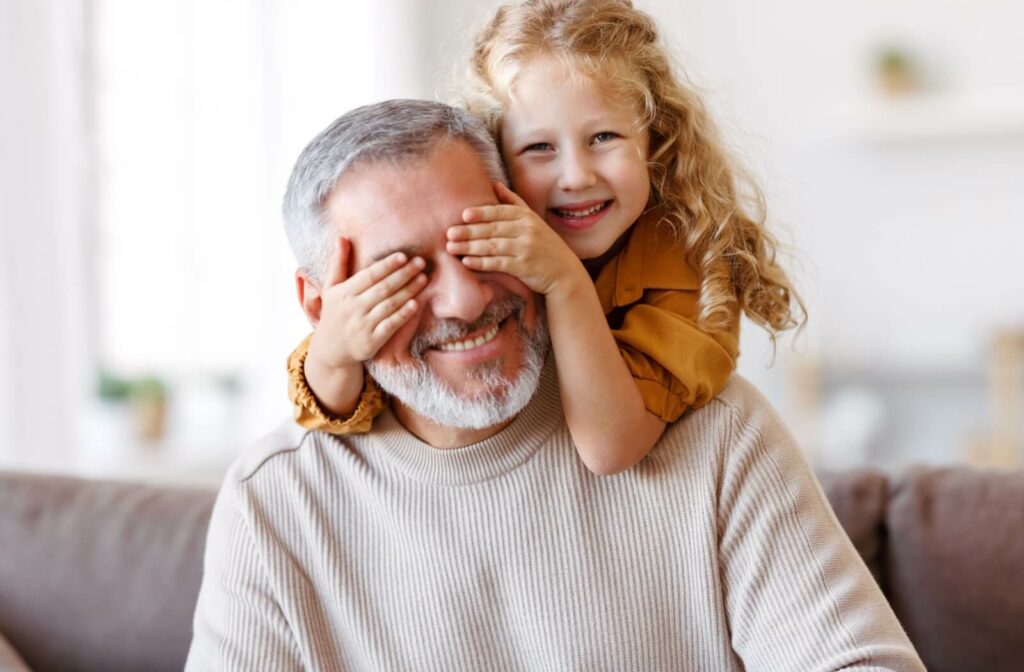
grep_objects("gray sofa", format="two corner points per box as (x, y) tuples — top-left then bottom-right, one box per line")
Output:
(1, 467), (1022, 672)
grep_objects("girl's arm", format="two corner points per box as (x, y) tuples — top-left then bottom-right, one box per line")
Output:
(545, 270), (666, 474)
(450, 183), (664, 475)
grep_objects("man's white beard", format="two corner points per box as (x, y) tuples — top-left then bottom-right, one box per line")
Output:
(366, 297), (548, 430)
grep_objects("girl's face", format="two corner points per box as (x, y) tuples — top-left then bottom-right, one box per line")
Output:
(500, 56), (651, 261)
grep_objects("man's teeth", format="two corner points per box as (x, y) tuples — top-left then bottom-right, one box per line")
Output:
(556, 202), (606, 218)
(437, 323), (501, 352)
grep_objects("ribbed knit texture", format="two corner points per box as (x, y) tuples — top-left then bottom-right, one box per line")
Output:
(187, 363), (924, 671)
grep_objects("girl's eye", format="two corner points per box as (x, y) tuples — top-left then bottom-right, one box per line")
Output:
(522, 142), (552, 153)
(592, 131), (619, 144)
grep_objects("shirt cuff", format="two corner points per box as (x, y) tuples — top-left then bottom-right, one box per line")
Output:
(287, 334), (386, 434)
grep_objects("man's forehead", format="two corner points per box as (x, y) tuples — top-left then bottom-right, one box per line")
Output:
(327, 143), (498, 267)
(344, 188), (459, 265)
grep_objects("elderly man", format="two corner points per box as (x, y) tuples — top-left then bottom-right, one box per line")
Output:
(187, 100), (923, 670)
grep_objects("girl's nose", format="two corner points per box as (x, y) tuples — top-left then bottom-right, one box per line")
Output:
(557, 150), (597, 191)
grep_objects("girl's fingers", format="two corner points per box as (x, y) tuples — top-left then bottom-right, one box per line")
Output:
(364, 273), (427, 325)
(344, 251), (410, 295)
(370, 299), (419, 342)
(460, 255), (513, 274)
(447, 237), (518, 257)
(462, 203), (526, 224)
(447, 220), (521, 241)
(324, 237), (351, 290)
(358, 257), (425, 305)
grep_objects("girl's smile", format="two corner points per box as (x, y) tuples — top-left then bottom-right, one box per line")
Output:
(548, 198), (613, 230)
(500, 55), (651, 260)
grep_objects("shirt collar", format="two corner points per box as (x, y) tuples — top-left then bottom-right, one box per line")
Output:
(593, 207), (699, 311)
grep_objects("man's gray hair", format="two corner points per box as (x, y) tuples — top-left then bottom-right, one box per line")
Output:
(283, 99), (507, 283)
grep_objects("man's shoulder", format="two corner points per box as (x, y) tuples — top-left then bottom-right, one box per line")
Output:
(712, 374), (779, 423)
(660, 374), (787, 450)
(224, 419), (316, 484)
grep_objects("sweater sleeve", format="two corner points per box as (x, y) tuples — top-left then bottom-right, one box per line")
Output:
(611, 287), (738, 422)
(186, 476), (303, 671)
(288, 333), (387, 434)
(715, 393), (924, 671)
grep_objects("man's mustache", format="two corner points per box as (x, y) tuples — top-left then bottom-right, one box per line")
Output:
(409, 296), (527, 360)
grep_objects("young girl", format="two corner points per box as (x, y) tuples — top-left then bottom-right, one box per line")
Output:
(288, 0), (804, 474)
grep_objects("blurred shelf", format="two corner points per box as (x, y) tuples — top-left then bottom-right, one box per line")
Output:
(819, 363), (987, 387)
(73, 450), (232, 488)
(0, 446), (233, 488)
(843, 88), (1024, 144)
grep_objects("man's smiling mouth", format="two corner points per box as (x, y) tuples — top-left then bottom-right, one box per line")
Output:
(408, 296), (525, 360)
(435, 322), (501, 352)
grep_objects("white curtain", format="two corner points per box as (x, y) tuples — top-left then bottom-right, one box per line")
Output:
(94, 0), (430, 456)
(1, 0), (429, 471)
(0, 0), (93, 468)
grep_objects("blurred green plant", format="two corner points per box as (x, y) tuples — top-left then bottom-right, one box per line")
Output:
(131, 375), (167, 401)
(97, 371), (132, 401)
(873, 44), (917, 95)
(96, 370), (169, 442)
(96, 371), (167, 402)
(876, 47), (910, 75)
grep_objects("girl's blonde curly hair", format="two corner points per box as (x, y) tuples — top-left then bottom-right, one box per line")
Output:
(461, 0), (805, 341)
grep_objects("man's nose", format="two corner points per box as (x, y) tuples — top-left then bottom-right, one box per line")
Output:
(427, 256), (495, 323)
(557, 148), (597, 192)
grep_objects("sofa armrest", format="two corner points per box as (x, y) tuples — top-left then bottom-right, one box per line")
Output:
(0, 471), (216, 672)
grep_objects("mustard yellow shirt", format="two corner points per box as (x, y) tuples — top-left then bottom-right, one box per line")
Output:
(288, 210), (739, 432)
(593, 210), (739, 422)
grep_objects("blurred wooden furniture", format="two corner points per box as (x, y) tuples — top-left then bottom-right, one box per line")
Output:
(967, 327), (1023, 467)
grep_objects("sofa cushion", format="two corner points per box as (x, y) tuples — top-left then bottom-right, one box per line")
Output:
(886, 466), (1024, 672)
(816, 468), (888, 588)
(0, 471), (216, 672)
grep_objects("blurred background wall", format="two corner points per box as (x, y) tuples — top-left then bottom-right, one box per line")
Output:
(1, 0), (1022, 483)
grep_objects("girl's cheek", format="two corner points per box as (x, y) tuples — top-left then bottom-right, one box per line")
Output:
(517, 168), (551, 199)
(506, 176), (540, 210)
(522, 192), (547, 216)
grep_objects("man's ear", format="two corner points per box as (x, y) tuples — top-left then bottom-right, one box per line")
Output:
(295, 269), (323, 328)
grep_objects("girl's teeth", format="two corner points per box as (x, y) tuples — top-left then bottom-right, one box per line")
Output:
(438, 324), (500, 352)
(557, 202), (605, 218)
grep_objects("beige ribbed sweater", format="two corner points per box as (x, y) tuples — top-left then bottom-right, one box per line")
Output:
(187, 365), (923, 671)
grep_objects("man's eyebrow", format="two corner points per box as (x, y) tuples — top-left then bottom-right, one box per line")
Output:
(369, 246), (427, 263)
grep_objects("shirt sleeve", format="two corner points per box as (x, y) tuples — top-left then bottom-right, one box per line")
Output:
(287, 333), (387, 434)
(716, 394), (925, 671)
(186, 477), (304, 671)
(611, 287), (739, 423)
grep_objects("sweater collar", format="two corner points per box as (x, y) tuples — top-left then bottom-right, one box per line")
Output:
(364, 357), (563, 485)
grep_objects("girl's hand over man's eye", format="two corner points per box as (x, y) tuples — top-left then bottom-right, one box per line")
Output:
(449, 182), (586, 298)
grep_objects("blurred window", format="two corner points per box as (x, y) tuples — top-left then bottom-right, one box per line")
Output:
(94, 0), (276, 375)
